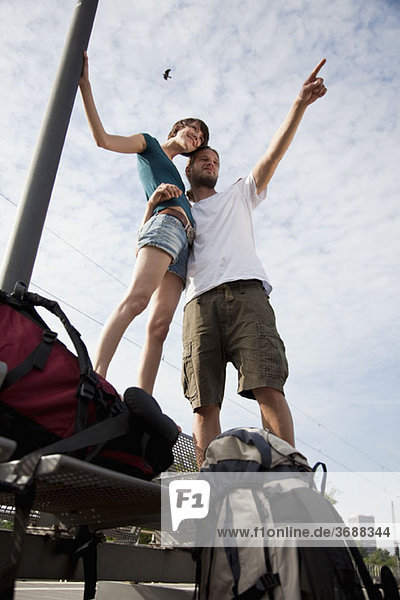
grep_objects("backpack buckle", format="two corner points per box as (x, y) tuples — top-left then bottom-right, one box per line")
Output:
(42, 330), (58, 343)
(257, 572), (281, 591)
(78, 370), (98, 401)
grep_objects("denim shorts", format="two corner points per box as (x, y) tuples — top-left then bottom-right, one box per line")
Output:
(182, 280), (289, 409)
(137, 213), (189, 284)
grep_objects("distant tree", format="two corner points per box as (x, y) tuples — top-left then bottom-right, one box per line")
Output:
(324, 485), (341, 506)
(357, 546), (370, 559)
(0, 519), (13, 531)
(138, 530), (154, 545)
(365, 548), (397, 568)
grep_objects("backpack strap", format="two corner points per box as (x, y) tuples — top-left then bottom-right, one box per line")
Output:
(21, 289), (92, 376)
(311, 462), (327, 495)
(217, 429), (272, 469)
(205, 547), (215, 600)
(192, 548), (201, 600)
(348, 545), (382, 600)
(74, 526), (103, 600)
(232, 548), (280, 600)
(1, 329), (57, 390)
(222, 494), (280, 600)
(2, 285), (92, 375)
(224, 546), (241, 598)
(0, 478), (36, 600)
(1, 410), (132, 511)
(221, 493), (241, 597)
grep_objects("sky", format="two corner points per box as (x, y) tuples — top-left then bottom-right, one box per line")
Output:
(0, 0), (399, 525)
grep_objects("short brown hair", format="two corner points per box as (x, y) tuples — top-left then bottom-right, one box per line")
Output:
(167, 118), (209, 152)
(186, 145), (220, 170)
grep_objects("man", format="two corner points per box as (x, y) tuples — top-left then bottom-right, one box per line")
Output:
(182, 60), (327, 465)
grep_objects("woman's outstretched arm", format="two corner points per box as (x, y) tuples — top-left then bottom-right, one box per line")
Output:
(79, 52), (146, 154)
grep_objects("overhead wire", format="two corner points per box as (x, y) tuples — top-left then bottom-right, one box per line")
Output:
(29, 282), (391, 474)
(24, 280), (400, 495)
(0, 190), (395, 475)
(0, 191), (183, 327)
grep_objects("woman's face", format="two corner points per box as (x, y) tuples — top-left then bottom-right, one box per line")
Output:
(175, 122), (205, 152)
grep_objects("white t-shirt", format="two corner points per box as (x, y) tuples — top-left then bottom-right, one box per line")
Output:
(185, 173), (273, 304)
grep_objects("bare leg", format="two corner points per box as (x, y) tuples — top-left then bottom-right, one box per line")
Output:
(253, 386), (295, 446)
(192, 404), (221, 468)
(137, 271), (183, 394)
(94, 246), (172, 378)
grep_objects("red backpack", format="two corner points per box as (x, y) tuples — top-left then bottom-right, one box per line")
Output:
(0, 285), (179, 479)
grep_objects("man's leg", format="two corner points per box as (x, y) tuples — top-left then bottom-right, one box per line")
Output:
(182, 289), (225, 468)
(192, 404), (221, 468)
(253, 386), (295, 447)
(223, 281), (292, 444)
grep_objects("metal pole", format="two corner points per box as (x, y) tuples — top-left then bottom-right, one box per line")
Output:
(0, 0), (99, 293)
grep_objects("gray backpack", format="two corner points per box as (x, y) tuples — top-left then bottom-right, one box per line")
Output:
(193, 427), (388, 600)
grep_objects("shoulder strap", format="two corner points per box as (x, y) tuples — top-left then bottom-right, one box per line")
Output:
(232, 547), (280, 600)
(222, 492), (280, 600)
(21, 289), (92, 375)
(0, 478), (35, 599)
(1, 284), (92, 376)
(2, 329), (57, 390)
(8, 410), (132, 490)
(218, 429), (272, 468)
(311, 461), (327, 495)
(348, 545), (382, 600)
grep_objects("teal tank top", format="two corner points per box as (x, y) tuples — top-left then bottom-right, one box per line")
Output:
(137, 133), (194, 225)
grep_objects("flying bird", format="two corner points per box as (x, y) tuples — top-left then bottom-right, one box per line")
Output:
(163, 69), (172, 80)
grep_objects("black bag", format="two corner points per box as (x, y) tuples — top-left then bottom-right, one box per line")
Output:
(193, 427), (398, 600)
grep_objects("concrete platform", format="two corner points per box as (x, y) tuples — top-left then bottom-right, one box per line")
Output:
(96, 582), (194, 599)
(13, 581), (194, 600)
(14, 580), (85, 599)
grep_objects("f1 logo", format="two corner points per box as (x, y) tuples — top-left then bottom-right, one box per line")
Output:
(169, 480), (210, 531)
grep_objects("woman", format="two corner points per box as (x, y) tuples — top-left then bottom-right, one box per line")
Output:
(79, 53), (209, 393)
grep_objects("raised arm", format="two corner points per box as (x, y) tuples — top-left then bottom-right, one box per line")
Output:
(79, 53), (146, 154)
(253, 59), (327, 194)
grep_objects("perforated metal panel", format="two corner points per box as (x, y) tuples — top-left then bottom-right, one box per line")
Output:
(170, 433), (198, 473)
(0, 453), (162, 529)
(0, 433), (198, 534)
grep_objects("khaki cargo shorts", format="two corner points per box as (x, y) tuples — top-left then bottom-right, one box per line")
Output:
(182, 280), (289, 410)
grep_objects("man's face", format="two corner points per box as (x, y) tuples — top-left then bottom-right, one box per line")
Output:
(187, 148), (220, 188)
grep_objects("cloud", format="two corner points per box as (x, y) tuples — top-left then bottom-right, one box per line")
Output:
(0, 0), (399, 475)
